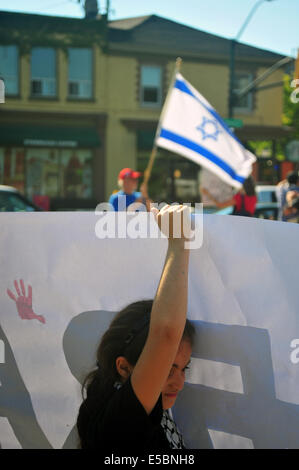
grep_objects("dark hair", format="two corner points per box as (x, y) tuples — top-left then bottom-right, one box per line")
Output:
(242, 176), (256, 197)
(77, 300), (195, 447)
(82, 299), (195, 396)
(287, 171), (299, 186)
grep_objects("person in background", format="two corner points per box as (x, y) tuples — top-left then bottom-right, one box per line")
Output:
(77, 205), (195, 451)
(201, 176), (257, 217)
(276, 171), (299, 221)
(283, 190), (299, 223)
(109, 167), (151, 211)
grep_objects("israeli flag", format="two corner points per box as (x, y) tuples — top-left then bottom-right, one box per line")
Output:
(156, 73), (256, 189)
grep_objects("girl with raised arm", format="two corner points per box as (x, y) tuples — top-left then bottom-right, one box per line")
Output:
(77, 204), (195, 450)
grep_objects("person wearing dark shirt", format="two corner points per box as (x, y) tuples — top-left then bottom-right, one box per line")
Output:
(77, 205), (195, 451)
(109, 167), (151, 211)
(202, 176), (257, 217)
(283, 189), (299, 223)
(276, 171), (299, 221)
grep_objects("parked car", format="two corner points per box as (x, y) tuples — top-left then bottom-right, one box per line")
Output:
(215, 202), (279, 220)
(256, 185), (277, 203)
(0, 185), (42, 212)
(202, 206), (218, 214)
(200, 185), (277, 213)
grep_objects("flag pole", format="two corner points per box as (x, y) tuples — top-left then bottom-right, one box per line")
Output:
(143, 57), (182, 186)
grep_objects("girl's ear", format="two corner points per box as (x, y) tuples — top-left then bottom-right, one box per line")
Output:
(115, 356), (133, 380)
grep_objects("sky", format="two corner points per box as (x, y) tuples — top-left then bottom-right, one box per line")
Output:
(0, 0), (298, 58)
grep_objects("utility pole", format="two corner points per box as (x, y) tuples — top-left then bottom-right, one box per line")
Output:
(84, 0), (99, 19)
(228, 0), (276, 119)
(106, 0), (110, 21)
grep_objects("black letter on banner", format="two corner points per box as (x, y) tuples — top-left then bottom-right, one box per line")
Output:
(0, 324), (52, 448)
(173, 322), (299, 449)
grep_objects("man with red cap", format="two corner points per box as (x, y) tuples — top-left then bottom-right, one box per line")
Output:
(109, 168), (151, 211)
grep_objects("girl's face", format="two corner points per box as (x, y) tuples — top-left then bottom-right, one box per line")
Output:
(161, 339), (192, 410)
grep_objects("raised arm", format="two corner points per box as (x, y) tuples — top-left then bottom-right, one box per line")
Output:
(130, 205), (191, 414)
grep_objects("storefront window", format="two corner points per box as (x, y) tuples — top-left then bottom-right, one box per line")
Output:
(138, 149), (169, 201)
(0, 147), (25, 192)
(258, 158), (279, 184)
(26, 148), (60, 199)
(60, 150), (93, 198)
(26, 148), (93, 200)
(137, 149), (201, 204)
(0, 147), (93, 207)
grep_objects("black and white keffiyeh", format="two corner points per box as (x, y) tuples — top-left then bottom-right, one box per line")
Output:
(113, 381), (185, 448)
(161, 409), (185, 449)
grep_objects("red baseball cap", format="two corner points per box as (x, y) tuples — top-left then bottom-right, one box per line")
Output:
(118, 168), (142, 180)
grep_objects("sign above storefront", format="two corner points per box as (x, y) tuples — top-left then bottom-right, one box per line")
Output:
(24, 139), (77, 148)
(224, 118), (243, 128)
(0, 125), (101, 148)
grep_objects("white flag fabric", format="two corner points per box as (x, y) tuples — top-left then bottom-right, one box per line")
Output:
(1, 212), (299, 449)
(156, 73), (256, 189)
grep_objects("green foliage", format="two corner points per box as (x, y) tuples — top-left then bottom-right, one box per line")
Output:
(247, 140), (272, 157)
(0, 13), (108, 56)
(248, 75), (299, 163)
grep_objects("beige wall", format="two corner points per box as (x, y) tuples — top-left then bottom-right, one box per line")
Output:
(178, 61), (230, 117)
(105, 113), (137, 197)
(232, 67), (284, 126)
(254, 68), (283, 126)
(104, 55), (160, 197)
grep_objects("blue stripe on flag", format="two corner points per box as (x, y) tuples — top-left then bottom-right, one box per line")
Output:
(174, 79), (242, 145)
(159, 128), (245, 184)
(174, 79), (195, 99)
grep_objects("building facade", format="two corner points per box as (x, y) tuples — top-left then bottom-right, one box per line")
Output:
(0, 11), (292, 208)
(0, 11), (107, 209)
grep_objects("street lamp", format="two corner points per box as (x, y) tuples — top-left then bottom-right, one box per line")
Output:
(228, 0), (276, 119)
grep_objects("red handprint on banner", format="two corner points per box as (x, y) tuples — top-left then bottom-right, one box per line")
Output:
(7, 280), (46, 324)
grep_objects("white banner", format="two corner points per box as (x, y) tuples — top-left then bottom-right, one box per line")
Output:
(1, 212), (299, 449)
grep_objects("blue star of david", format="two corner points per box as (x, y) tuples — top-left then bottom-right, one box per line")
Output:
(196, 116), (222, 141)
